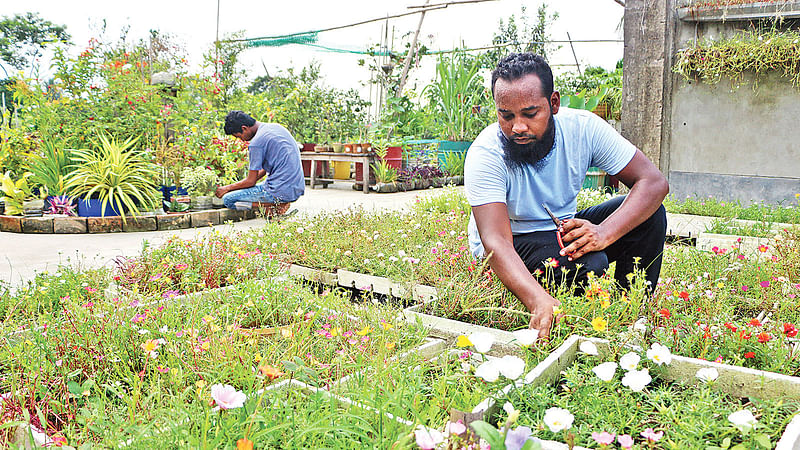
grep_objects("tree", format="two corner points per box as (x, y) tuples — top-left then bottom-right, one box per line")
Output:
(481, 5), (559, 69)
(0, 12), (70, 70)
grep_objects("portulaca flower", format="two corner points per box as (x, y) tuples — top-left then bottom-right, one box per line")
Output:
(621, 368), (652, 392)
(592, 362), (618, 381)
(646, 343), (673, 366)
(728, 409), (757, 433)
(414, 426), (444, 449)
(444, 420), (466, 435)
(579, 341), (599, 356)
(475, 360), (500, 382)
(620, 352), (640, 371)
(469, 332), (494, 353)
(209, 384), (246, 410)
(633, 317), (648, 334)
(696, 367), (719, 382)
(512, 329), (539, 346)
(543, 407), (574, 432)
(497, 355), (526, 380)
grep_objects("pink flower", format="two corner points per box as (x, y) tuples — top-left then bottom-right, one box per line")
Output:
(591, 431), (615, 445)
(641, 428), (664, 442)
(445, 420), (466, 435)
(741, 285), (749, 292)
(617, 434), (634, 449)
(415, 426), (444, 449)
(209, 384), (246, 409)
(131, 313), (146, 324)
(760, 281), (770, 288)
(156, 366), (169, 373)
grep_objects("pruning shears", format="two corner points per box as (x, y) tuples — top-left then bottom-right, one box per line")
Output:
(541, 203), (565, 250)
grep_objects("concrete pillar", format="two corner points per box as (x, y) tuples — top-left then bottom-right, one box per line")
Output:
(621, 0), (674, 172)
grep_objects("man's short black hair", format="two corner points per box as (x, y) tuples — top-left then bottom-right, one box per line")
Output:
(224, 110), (256, 135)
(491, 53), (554, 98)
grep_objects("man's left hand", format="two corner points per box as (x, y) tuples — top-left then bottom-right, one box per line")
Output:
(558, 219), (611, 261)
(214, 186), (228, 198)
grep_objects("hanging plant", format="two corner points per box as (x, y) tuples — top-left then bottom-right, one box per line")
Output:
(673, 28), (800, 89)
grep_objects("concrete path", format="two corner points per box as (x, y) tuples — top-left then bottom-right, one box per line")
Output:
(0, 183), (460, 288)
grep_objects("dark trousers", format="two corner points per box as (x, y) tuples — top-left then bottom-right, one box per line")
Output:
(512, 196), (667, 292)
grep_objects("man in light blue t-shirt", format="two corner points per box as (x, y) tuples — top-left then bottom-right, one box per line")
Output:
(466, 53), (669, 340)
(215, 111), (305, 215)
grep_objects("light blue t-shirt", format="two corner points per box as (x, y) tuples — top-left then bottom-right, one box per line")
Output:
(465, 107), (636, 258)
(248, 123), (305, 203)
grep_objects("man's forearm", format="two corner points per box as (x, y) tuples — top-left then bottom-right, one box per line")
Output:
(222, 170), (267, 193)
(598, 177), (668, 244)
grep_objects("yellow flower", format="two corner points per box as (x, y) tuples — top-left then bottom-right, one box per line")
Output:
(717, 282), (725, 289)
(82, 390), (90, 397)
(330, 327), (342, 337)
(200, 341), (210, 351)
(141, 339), (159, 353)
(380, 321), (393, 330)
(456, 335), (473, 347)
(356, 326), (373, 336)
(385, 342), (396, 350)
(552, 306), (563, 315)
(620, 293), (629, 304)
(196, 380), (207, 388)
(254, 353), (263, 363)
(591, 316), (608, 332)
(280, 328), (294, 339)
(600, 300), (610, 309)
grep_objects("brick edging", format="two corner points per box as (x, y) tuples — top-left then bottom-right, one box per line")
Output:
(0, 209), (257, 234)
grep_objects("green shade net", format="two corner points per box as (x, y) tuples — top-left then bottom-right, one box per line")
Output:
(246, 32), (319, 48)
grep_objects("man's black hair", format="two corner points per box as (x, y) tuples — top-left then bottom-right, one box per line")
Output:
(224, 110), (256, 135)
(491, 53), (554, 98)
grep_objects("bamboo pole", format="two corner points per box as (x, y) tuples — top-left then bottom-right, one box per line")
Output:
(396, 0), (430, 97)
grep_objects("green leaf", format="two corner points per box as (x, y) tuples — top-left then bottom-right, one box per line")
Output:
(521, 439), (542, 450)
(470, 421), (505, 450)
(754, 434), (771, 448)
(722, 437), (731, 449)
(731, 444), (748, 450)
(68, 380), (82, 396)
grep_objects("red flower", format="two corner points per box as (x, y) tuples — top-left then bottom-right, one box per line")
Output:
(679, 291), (690, 300)
(748, 318), (762, 327)
(784, 323), (798, 337)
(724, 322), (737, 333)
(744, 351), (756, 359)
(757, 332), (771, 343)
(739, 330), (752, 340)
(659, 308), (671, 319)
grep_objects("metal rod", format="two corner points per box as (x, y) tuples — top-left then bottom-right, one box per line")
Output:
(566, 32), (582, 76)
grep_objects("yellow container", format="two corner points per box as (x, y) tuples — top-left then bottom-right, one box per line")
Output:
(333, 161), (351, 180)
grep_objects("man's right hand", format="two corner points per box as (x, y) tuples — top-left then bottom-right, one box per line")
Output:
(528, 292), (560, 340)
(214, 186), (228, 198)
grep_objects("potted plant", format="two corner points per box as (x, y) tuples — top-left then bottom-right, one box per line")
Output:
(440, 150), (466, 185)
(180, 166), (219, 211)
(370, 141), (399, 193)
(64, 133), (160, 221)
(25, 138), (77, 212)
(0, 172), (44, 216)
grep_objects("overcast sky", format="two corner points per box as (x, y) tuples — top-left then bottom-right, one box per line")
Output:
(3, 0), (624, 106)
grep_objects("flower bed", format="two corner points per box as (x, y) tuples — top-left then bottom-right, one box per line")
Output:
(491, 336), (800, 449)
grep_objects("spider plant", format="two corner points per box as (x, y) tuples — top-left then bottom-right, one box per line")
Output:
(25, 138), (76, 196)
(64, 133), (159, 221)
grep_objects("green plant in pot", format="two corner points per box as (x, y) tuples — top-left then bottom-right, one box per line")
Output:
(180, 166), (219, 211)
(441, 150), (466, 185)
(64, 133), (160, 222)
(370, 138), (398, 193)
(25, 138), (77, 198)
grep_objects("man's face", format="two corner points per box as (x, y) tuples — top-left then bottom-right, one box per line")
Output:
(494, 74), (560, 170)
(233, 125), (256, 142)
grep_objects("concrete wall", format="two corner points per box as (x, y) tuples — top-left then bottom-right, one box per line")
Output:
(623, 0), (800, 205)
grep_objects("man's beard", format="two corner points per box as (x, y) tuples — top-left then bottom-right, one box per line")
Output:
(502, 114), (556, 172)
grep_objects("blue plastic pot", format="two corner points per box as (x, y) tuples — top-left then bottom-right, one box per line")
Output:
(77, 198), (123, 217)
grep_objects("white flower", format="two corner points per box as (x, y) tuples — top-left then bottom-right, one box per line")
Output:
(646, 343), (673, 366)
(475, 360), (500, 382)
(503, 401), (518, 415)
(469, 332), (494, 353)
(621, 368), (652, 392)
(728, 410), (757, 433)
(696, 367), (719, 382)
(398, 250), (406, 257)
(210, 384), (246, 410)
(159, 326), (169, 333)
(512, 329), (539, 346)
(620, 352), (641, 371)
(364, 259), (370, 264)
(497, 355), (526, 380)
(343, 250), (352, 256)
(414, 426), (445, 449)
(543, 407), (574, 432)
(579, 341), (599, 356)
(389, 256), (399, 262)
(633, 317), (647, 333)
(296, 227), (304, 234)
(377, 253), (384, 258)
(592, 362), (618, 381)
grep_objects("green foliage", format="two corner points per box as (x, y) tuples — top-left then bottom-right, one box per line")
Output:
(440, 150), (466, 177)
(179, 166), (219, 197)
(24, 138), (76, 196)
(481, 4), (559, 69)
(555, 64), (623, 118)
(64, 133), (159, 220)
(371, 160), (398, 184)
(674, 28), (800, 89)
(0, 12), (70, 70)
(0, 170), (35, 214)
(560, 87), (609, 112)
(423, 51), (492, 141)
(663, 194), (800, 224)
